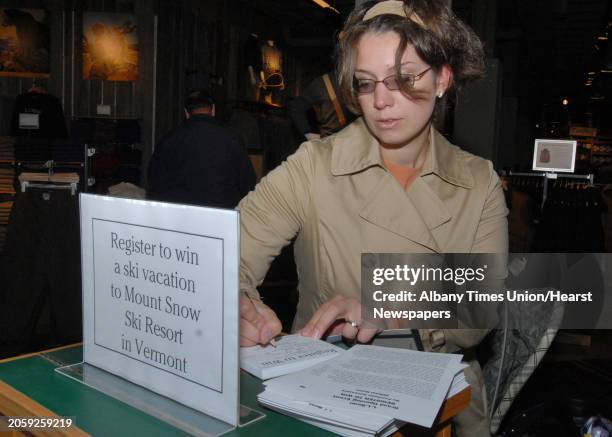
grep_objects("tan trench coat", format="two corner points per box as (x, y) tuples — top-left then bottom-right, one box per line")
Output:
(238, 117), (508, 436)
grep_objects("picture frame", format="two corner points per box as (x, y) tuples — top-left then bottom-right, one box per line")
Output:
(0, 8), (50, 78)
(82, 12), (138, 81)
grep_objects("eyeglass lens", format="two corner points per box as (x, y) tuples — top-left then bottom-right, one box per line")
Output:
(353, 68), (431, 94)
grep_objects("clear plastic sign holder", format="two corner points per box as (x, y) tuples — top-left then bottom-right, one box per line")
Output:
(55, 362), (265, 436)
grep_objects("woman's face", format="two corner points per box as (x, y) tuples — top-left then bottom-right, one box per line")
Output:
(355, 31), (449, 148)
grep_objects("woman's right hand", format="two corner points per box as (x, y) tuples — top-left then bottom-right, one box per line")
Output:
(240, 293), (282, 347)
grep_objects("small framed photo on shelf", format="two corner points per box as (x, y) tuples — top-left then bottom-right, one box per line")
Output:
(532, 139), (577, 173)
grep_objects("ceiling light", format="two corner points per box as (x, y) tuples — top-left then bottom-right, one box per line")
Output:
(601, 69), (612, 73)
(311, 0), (339, 13)
(597, 35), (609, 41)
(588, 71), (596, 75)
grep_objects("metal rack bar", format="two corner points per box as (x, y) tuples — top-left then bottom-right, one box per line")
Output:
(508, 171), (593, 182)
(20, 181), (78, 196)
(506, 171), (595, 210)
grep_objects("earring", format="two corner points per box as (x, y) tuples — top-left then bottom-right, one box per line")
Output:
(437, 92), (444, 98)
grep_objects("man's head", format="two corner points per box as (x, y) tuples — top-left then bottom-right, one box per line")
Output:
(184, 89), (215, 118)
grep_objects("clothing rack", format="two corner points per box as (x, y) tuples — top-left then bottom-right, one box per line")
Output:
(506, 171), (595, 210)
(18, 171), (80, 196)
(20, 181), (78, 195)
(18, 159), (82, 173)
(15, 144), (96, 192)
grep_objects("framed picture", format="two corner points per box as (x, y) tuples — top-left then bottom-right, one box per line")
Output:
(532, 139), (577, 173)
(83, 12), (138, 81)
(0, 9), (50, 78)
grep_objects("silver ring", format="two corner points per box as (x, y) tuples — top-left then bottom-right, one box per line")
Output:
(347, 320), (360, 329)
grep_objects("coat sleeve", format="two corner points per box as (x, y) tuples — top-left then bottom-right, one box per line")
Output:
(423, 162), (509, 352)
(471, 161), (509, 254)
(237, 142), (314, 299)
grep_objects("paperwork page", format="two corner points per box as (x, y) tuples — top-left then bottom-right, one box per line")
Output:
(264, 345), (463, 428)
(240, 334), (343, 379)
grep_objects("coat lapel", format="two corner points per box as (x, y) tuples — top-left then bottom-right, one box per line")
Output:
(359, 172), (449, 253)
(331, 119), (470, 253)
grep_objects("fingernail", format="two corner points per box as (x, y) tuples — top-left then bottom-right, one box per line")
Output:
(312, 329), (321, 339)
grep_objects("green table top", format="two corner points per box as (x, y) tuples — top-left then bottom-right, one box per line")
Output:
(0, 346), (330, 437)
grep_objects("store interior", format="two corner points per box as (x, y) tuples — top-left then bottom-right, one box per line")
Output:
(0, 0), (611, 435)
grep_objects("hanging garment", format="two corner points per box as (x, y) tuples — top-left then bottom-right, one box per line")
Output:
(0, 188), (81, 358)
(288, 74), (356, 138)
(11, 91), (67, 139)
(532, 184), (606, 252)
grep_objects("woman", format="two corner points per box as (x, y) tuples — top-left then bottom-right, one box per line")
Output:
(239, 1), (508, 435)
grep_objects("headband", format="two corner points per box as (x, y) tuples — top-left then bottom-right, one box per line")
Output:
(362, 1), (425, 27)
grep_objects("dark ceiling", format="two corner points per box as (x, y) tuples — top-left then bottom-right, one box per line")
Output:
(493, 0), (610, 110)
(249, 0), (612, 127)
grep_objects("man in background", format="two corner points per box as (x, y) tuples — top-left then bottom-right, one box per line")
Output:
(288, 72), (355, 140)
(148, 89), (255, 208)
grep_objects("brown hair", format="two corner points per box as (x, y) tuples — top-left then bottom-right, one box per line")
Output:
(336, 0), (485, 114)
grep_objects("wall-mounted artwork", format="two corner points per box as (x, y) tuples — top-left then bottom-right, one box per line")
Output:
(0, 9), (50, 78)
(83, 12), (138, 81)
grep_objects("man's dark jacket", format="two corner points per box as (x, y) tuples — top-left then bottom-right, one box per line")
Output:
(288, 74), (355, 138)
(148, 114), (255, 208)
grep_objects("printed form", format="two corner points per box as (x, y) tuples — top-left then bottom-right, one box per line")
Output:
(263, 345), (464, 428)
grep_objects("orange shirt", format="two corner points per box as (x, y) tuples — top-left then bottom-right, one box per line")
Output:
(384, 159), (422, 190)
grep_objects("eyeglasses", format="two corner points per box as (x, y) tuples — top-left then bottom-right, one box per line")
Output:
(353, 67), (432, 94)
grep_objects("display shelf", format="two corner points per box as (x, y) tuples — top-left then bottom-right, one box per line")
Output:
(572, 134), (612, 168)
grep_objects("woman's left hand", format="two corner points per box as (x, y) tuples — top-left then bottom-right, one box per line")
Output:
(300, 295), (381, 343)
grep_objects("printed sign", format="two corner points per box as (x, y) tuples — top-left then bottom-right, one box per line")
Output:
(80, 194), (239, 425)
(532, 139), (577, 173)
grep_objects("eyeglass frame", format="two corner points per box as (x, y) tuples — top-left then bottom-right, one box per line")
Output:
(352, 67), (433, 94)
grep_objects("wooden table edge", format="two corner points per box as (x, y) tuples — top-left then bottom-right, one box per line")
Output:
(1, 344), (471, 437)
(0, 380), (89, 437)
(0, 343), (83, 364)
(437, 386), (472, 424)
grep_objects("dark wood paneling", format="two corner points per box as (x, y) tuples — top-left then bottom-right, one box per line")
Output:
(0, 0), (327, 184)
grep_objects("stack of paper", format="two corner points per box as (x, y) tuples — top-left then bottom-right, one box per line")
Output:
(258, 345), (468, 436)
(240, 335), (343, 380)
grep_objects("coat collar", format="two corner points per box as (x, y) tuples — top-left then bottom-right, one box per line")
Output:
(359, 174), (447, 252)
(329, 117), (476, 252)
(330, 117), (474, 189)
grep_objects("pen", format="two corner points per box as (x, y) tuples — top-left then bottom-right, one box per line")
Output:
(243, 291), (277, 348)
